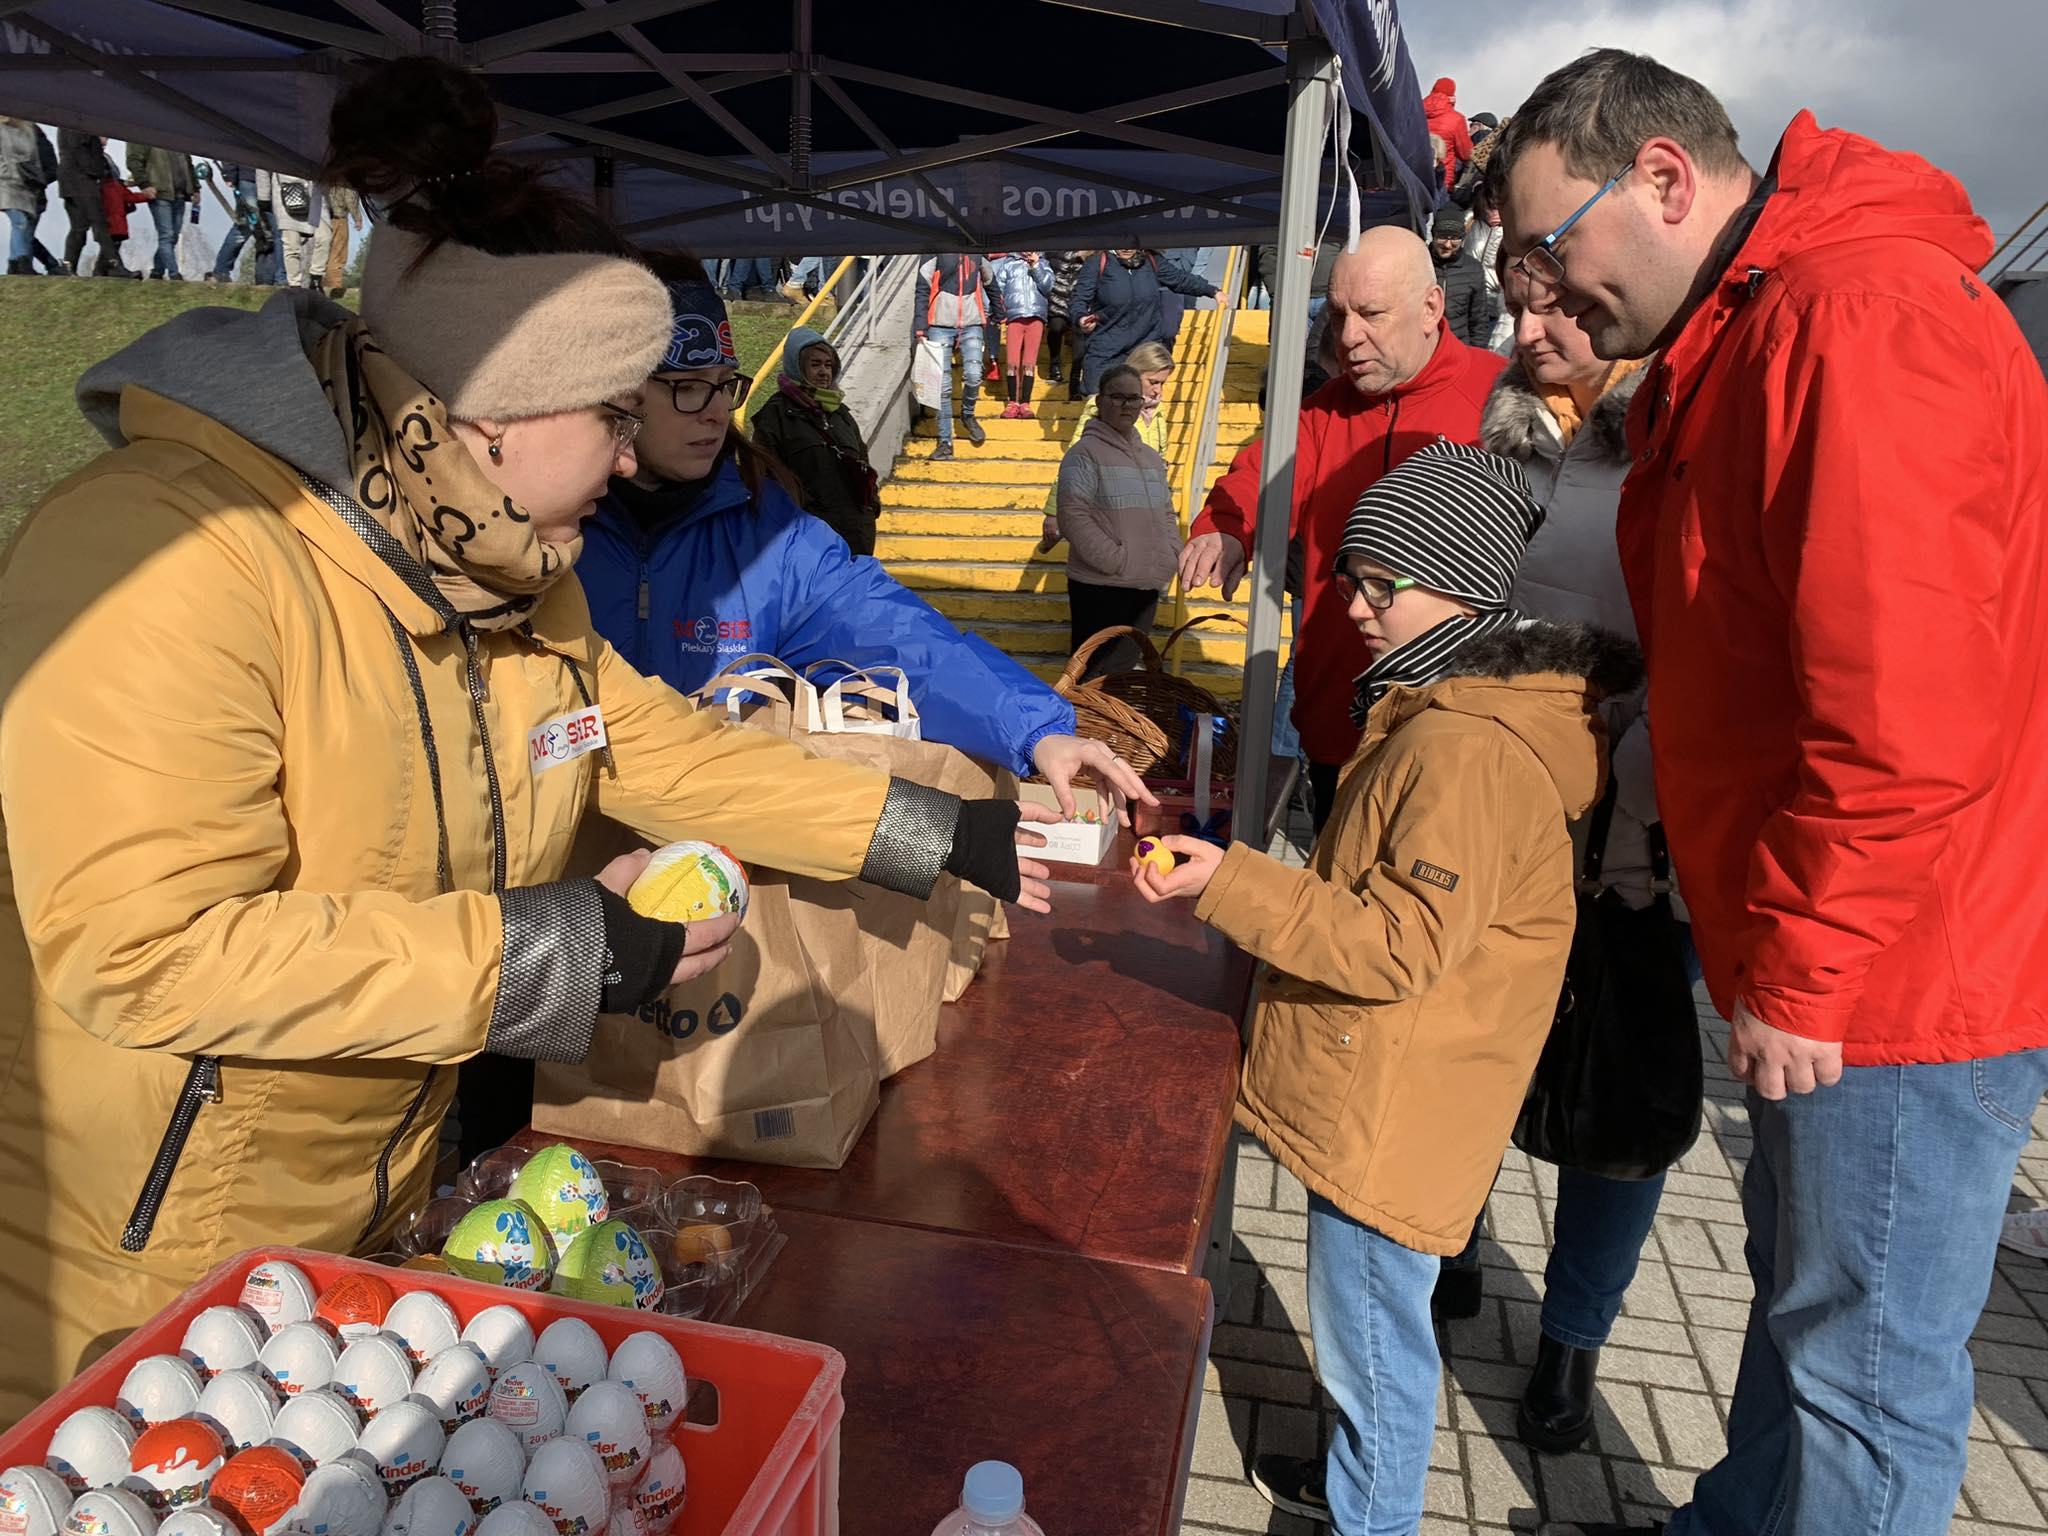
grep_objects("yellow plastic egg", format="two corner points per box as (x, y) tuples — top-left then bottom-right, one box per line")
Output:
(1134, 839), (1176, 877)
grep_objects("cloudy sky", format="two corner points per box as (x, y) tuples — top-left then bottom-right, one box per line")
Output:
(1399, 0), (2048, 241)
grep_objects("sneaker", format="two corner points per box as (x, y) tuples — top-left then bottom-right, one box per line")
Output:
(931, 441), (955, 461)
(963, 414), (987, 447)
(1250, 1454), (1329, 1523)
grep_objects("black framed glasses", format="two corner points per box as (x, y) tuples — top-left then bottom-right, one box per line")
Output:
(657, 374), (751, 415)
(598, 401), (645, 448)
(1335, 569), (1419, 610)
(1509, 161), (1634, 293)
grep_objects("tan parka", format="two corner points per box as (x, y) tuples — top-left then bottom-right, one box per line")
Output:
(0, 299), (954, 1417)
(1196, 624), (1636, 1255)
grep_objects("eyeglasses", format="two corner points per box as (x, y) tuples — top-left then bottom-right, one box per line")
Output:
(1509, 161), (1634, 294)
(656, 374), (750, 415)
(599, 401), (645, 448)
(1101, 391), (1143, 405)
(1335, 569), (1419, 610)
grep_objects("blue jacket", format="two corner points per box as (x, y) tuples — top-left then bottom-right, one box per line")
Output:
(989, 255), (1053, 323)
(579, 459), (1074, 776)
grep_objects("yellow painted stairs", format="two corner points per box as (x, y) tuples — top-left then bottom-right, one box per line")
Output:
(879, 305), (1286, 699)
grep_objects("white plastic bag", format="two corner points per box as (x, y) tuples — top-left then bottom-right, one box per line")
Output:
(803, 661), (922, 741)
(910, 336), (946, 408)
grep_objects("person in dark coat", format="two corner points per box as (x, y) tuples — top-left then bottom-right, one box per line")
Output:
(56, 128), (112, 275)
(750, 325), (883, 555)
(1431, 205), (1496, 349)
(25, 126), (65, 274)
(1045, 249), (1091, 397)
(1068, 248), (1217, 394)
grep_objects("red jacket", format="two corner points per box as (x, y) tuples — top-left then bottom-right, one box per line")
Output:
(1619, 112), (2048, 1067)
(1193, 323), (1503, 764)
(1423, 78), (1473, 192)
(100, 178), (148, 239)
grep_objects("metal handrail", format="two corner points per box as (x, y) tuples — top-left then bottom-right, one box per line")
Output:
(1987, 196), (2048, 280)
(1166, 244), (1245, 677)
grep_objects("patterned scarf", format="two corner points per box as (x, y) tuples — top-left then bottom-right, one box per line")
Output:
(312, 319), (576, 631)
(1350, 609), (1526, 725)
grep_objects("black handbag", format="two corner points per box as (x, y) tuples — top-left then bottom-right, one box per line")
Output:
(1512, 778), (1704, 1179)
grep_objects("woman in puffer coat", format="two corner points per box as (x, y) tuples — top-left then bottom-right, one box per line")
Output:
(0, 58), (1049, 1422)
(988, 251), (1053, 416)
(1044, 250), (1091, 395)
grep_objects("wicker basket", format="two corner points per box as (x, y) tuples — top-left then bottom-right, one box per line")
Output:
(1054, 615), (1242, 779)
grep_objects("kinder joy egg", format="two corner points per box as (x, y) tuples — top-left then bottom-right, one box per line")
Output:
(194, 1370), (279, 1455)
(60, 1489), (157, 1536)
(238, 1266), (318, 1339)
(434, 1422), (521, 1521)
(626, 842), (748, 926)
(258, 1326), (340, 1400)
(313, 1278), (396, 1344)
(156, 1509), (237, 1536)
(529, 1322), (605, 1406)
(469, 1508), (552, 1536)
(441, 1205), (555, 1294)
(518, 1442), (606, 1536)
(207, 1449), (304, 1536)
(378, 1478), (470, 1536)
(124, 1422), (226, 1517)
(602, 1338), (683, 1438)
(599, 1505), (642, 1536)
(332, 1335), (413, 1421)
(506, 1148), (608, 1249)
(350, 1404), (442, 1502)
(549, 1225), (660, 1313)
(624, 1446), (682, 1536)
(380, 1296), (460, 1373)
(180, 1310), (268, 1382)
(267, 1392), (360, 1473)
(2, 1465), (75, 1536)
(287, 1459), (384, 1536)
(455, 1312), (533, 1383)
(44, 1412), (137, 1497)
(559, 1388), (643, 1494)
(1133, 838), (1175, 878)
(484, 1366), (565, 1457)
(408, 1347), (490, 1436)
(116, 1358), (206, 1432)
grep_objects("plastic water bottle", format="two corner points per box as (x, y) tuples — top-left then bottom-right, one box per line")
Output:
(930, 1461), (1046, 1535)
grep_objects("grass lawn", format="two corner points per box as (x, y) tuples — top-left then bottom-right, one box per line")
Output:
(0, 277), (798, 543)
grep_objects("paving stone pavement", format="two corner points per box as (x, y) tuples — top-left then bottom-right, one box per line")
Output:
(1183, 809), (2048, 1533)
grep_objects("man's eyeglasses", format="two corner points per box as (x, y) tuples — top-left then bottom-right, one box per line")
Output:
(599, 401), (645, 448)
(657, 374), (751, 415)
(1101, 391), (1143, 406)
(1509, 161), (1634, 293)
(1335, 569), (1419, 610)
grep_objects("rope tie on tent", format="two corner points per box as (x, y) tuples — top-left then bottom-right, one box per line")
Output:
(1322, 62), (1361, 254)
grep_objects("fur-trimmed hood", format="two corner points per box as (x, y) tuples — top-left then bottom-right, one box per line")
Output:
(1442, 618), (1644, 696)
(1480, 356), (1646, 467)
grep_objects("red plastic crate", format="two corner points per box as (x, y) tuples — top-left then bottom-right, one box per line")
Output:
(0, 1248), (842, 1536)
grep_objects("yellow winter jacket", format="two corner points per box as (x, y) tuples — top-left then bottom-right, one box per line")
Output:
(0, 303), (944, 1417)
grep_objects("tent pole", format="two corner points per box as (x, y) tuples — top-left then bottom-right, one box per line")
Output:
(1230, 35), (1333, 850)
(789, 0), (813, 191)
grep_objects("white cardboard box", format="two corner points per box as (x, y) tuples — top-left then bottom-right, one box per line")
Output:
(1017, 783), (1116, 865)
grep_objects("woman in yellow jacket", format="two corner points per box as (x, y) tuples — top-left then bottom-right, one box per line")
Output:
(0, 60), (1047, 1420)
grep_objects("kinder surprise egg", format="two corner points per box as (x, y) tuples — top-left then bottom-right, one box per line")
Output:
(44, 1410), (137, 1496)
(625, 842), (748, 925)
(435, 1421), (522, 1520)
(207, 1449), (304, 1536)
(506, 1148), (608, 1248)
(470, 1508), (553, 1536)
(124, 1422), (225, 1517)
(602, 1337), (684, 1437)
(155, 1510), (237, 1536)
(180, 1310), (268, 1382)
(549, 1225), (661, 1313)
(559, 1388), (644, 1494)
(518, 1441), (607, 1536)
(258, 1325), (340, 1400)
(1133, 838), (1176, 877)
(237, 1265), (318, 1339)
(287, 1460), (384, 1536)
(193, 1371), (278, 1455)
(314, 1276), (396, 1343)
(2, 1465), (75, 1536)
(456, 1311), (534, 1381)
(441, 1204), (556, 1293)
(116, 1358), (205, 1432)
(381, 1295), (461, 1372)
(626, 1445), (684, 1536)
(379, 1478), (471, 1536)
(267, 1391), (360, 1472)
(60, 1489), (156, 1536)
(484, 1365), (565, 1457)
(352, 1404), (443, 1502)
(530, 1321), (606, 1405)
(333, 1336), (413, 1420)
(409, 1347), (490, 1437)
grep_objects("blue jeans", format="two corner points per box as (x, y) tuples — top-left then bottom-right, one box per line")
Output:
(1308, 1195), (1442, 1536)
(727, 256), (777, 293)
(924, 324), (984, 446)
(212, 179), (258, 278)
(1668, 1048), (2048, 1536)
(149, 197), (186, 277)
(1271, 595), (1305, 761)
(5, 208), (31, 264)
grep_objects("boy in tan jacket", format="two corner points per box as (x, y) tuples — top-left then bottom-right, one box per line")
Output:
(1138, 439), (1640, 1533)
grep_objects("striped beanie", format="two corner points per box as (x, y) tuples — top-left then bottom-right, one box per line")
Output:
(1334, 438), (1545, 608)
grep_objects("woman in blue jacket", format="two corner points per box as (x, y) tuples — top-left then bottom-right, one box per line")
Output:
(579, 257), (1154, 810)
(1068, 249), (1217, 393)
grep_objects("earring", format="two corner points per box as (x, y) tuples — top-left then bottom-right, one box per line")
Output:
(487, 434), (504, 463)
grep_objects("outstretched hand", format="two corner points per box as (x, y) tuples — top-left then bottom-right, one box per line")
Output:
(1132, 835), (1224, 904)
(1032, 734), (1159, 828)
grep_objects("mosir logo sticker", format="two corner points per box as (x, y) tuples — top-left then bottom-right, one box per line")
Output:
(529, 706), (608, 772)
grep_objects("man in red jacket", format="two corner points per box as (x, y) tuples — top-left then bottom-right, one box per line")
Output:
(1424, 77), (1475, 191)
(1492, 50), (2048, 1536)
(1180, 227), (1503, 827)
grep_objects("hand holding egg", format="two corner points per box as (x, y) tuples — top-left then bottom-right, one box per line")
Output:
(1132, 834), (1224, 904)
